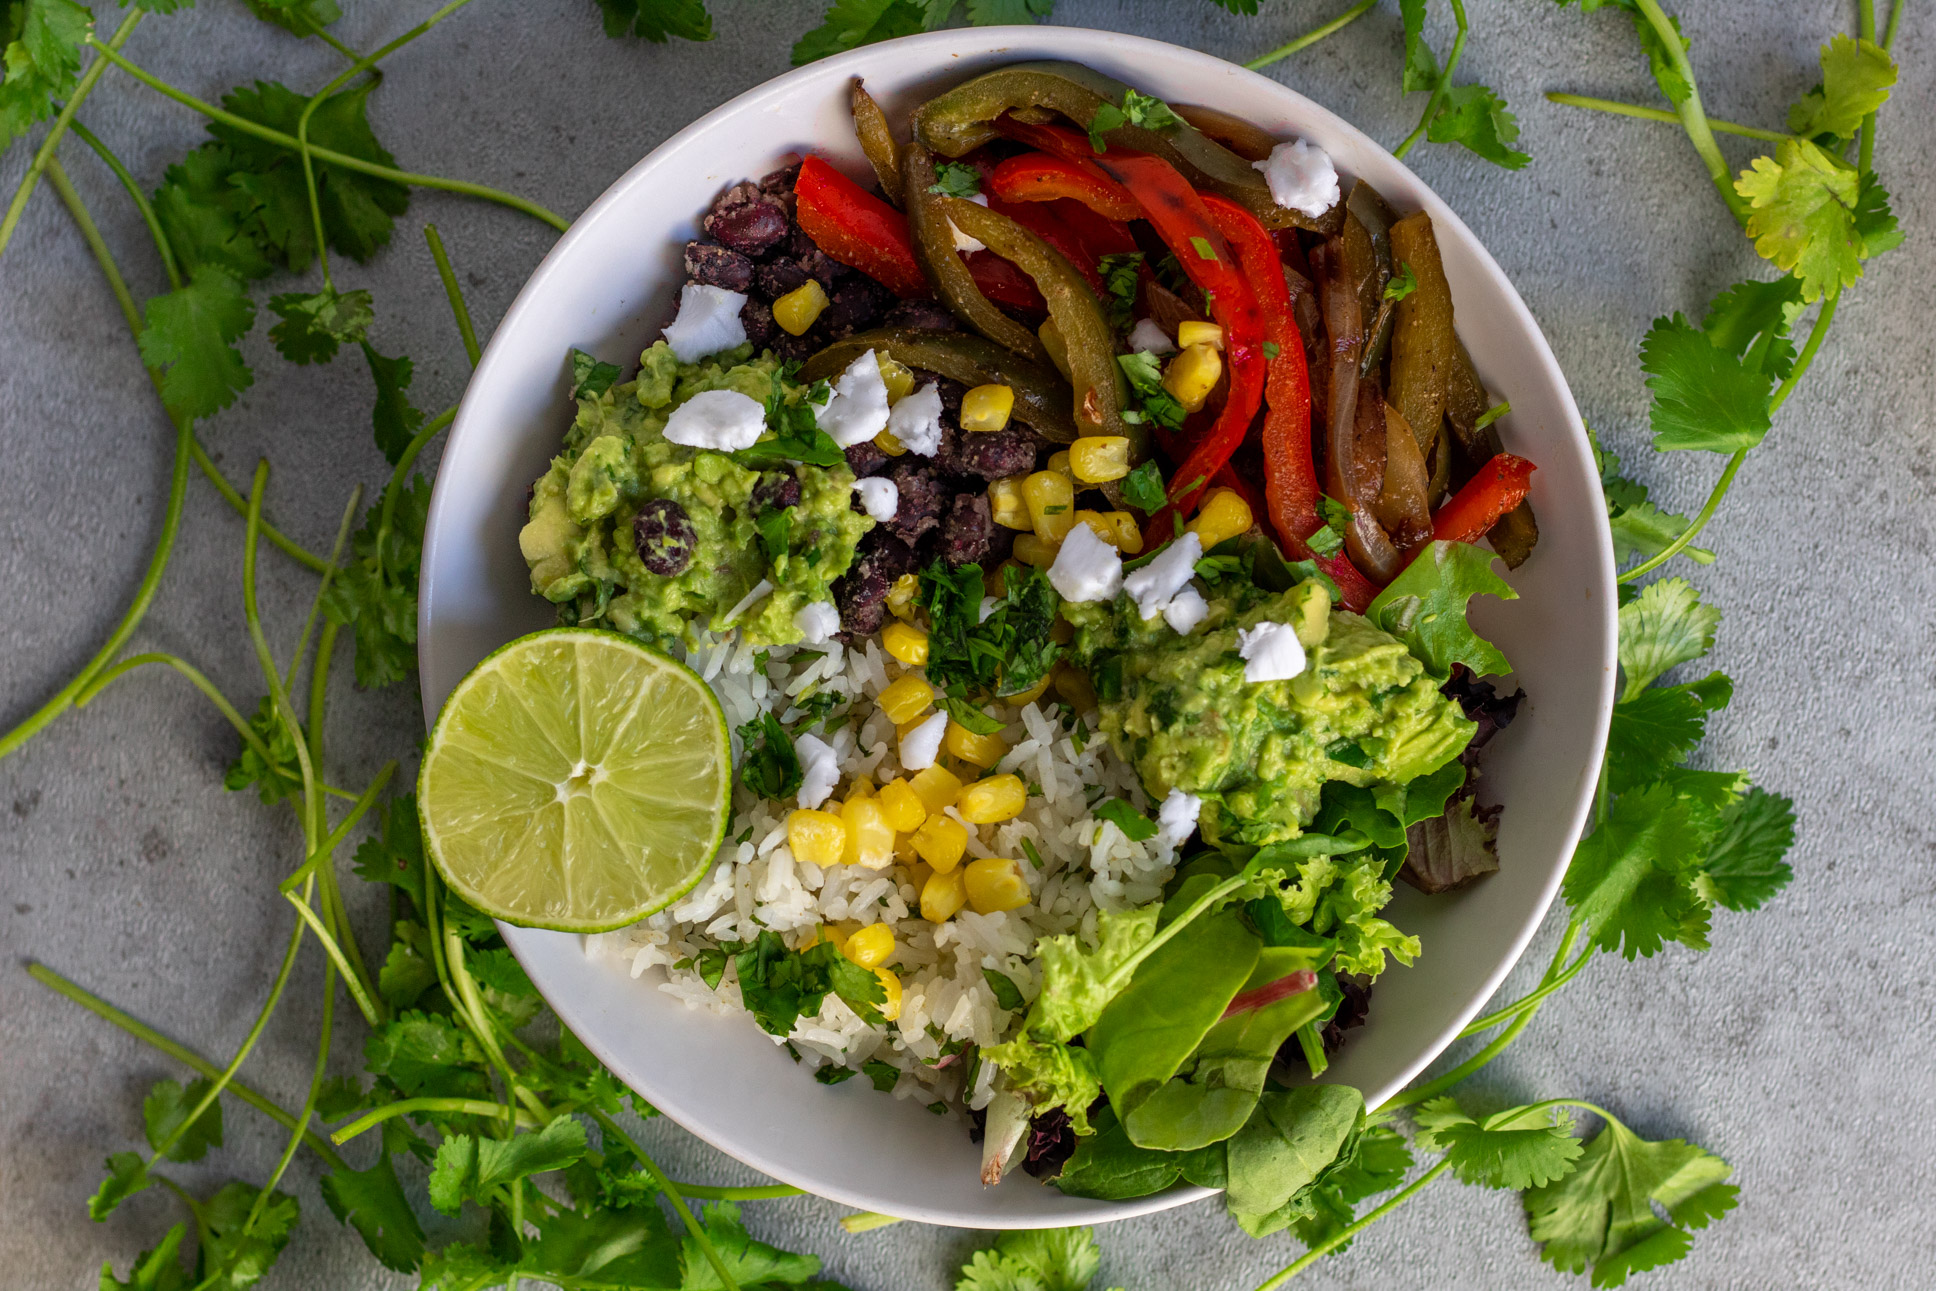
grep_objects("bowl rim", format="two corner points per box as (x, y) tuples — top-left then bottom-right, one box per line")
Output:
(420, 22), (1615, 1227)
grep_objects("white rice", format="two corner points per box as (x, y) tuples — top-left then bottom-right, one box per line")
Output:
(585, 630), (1176, 1109)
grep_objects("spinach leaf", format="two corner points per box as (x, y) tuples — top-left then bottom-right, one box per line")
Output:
(1366, 539), (1519, 677)
(1223, 1084), (1365, 1238)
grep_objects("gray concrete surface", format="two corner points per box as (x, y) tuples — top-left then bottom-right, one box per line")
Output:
(2, 2), (1929, 1288)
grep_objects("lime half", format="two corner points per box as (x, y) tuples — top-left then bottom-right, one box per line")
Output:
(420, 628), (730, 933)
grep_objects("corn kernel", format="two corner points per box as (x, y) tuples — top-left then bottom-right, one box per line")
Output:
(1177, 320), (1225, 350)
(885, 573), (920, 621)
(877, 355), (916, 405)
(1047, 450), (1074, 480)
(1069, 436), (1131, 484)
(877, 777), (928, 832)
(881, 621), (929, 667)
(921, 867), (968, 922)
(946, 720), (1008, 769)
(840, 796), (895, 870)
(911, 813), (969, 872)
(961, 383), (1015, 433)
(895, 833), (920, 865)
(1163, 343), (1223, 413)
(787, 809), (847, 867)
(845, 774), (874, 799)
(1038, 318), (1071, 379)
(1005, 672), (1053, 706)
(904, 859), (932, 891)
(958, 773), (1027, 823)
(873, 427), (908, 457)
(1187, 486), (1255, 551)
(773, 280), (830, 336)
(988, 475), (1032, 530)
(1012, 533), (1059, 568)
(1073, 509), (1119, 548)
(1052, 663), (1096, 713)
(877, 674), (934, 725)
(1102, 510), (1144, 555)
(964, 857), (1031, 914)
(815, 923), (848, 956)
(843, 922), (896, 969)
(874, 966), (903, 1020)
(1023, 470), (1076, 542)
(908, 764), (964, 814)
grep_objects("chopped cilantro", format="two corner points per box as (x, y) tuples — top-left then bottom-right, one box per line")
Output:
(928, 160), (982, 197)
(1189, 235), (1218, 262)
(736, 712), (802, 800)
(1384, 261), (1419, 301)
(1093, 798), (1157, 842)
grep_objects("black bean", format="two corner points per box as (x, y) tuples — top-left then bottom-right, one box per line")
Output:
(883, 299), (960, 332)
(740, 296), (777, 348)
(751, 470), (801, 513)
(834, 530), (916, 635)
(633, 499), (697, 576)
(843, 441), (890, 479)
(704, 182), (790, 257)
(821, 276), (893, 339)
(754, 258), (812, 301)
(938, 421), (1046, 481)
(768, 330), (820, 364)
(886, 460), (947, 545)
(684, 241), (753, 292)
(798, 246), (846, 288)
(937, 492), (1008, 568)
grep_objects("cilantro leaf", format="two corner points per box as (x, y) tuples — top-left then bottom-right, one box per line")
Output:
(223, 695), (302, 805)
(1851, 168), (1903, 259)
(1413, 1096), (1584, 1189)
(0, 0), (91, 152)
(1117, 350), (1186, 431)
(1696, 786), (1795, 913)
(362, 342), (426, 465)
(1121, 459), (1166, 513)
(1700, 275), (1803, 381)
(244, 0), (345, 37)
(365, 1009), (491, 1098)
(1120, 87), (1181, 132)
(89, 1151), (153, 1221)
(957, 1225), (1100, 1291)
(1524, 1115), (1737, 1288)
(1427, 83), (1530, 170)
(1097, 251), (1143, 333)
(1087, 101), (1126, 153)
(98, 1223), (190, 1291)
(143, 1077), (225, 1162)
(1604, 677), (1723, 794)
(1628, 3), (1690, 104)
(929, 161), (983, 198)
(267, 286), (373, 364)
(320, 1151), (426, 1273)
(323, 475), (429, 688)
(1563, 784), (1717, 960)
(1735, 138), (1872, 302)
(1617, 576), (1718, 698)
(570, 347), (624, 400)
(682, 1200), (825, 1288)
(152, 145), (276, 282)
(734, 383), (846, 468)
(1384, 261), (1419, 301)
(429, 1115), (588, 1214)
(1094, 798), (1157, 842)
(738, 711), (803, 800)
(940, 695), (1005, 735)
(965, 0), (1055, 26)
(185, 1180), (300, 1291)
(1593, 429), (1713, 568)
(792, 0), (928, 65)
(1366, 540), (1518, 678)
(1787, 33), (1895, 141)
(1398, 0), (1438, 92)
(593, 0), (715, 41)
(982, 966), (1026, 1011)
(137, 269), (257, 425)
(1639, 314), (1774, 453)
(1288, 1123), (1413, 1254)
(351, 794), (428, 911)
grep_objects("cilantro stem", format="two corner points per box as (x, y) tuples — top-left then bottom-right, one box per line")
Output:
(246, 962), (336, 1232)
(287, 890), (384, 1026)
(0, 6), (145, 262)
(374, 404), (458, 581)
(84, 40), (571, 233)
(189, 441), (331, 573)
(0, 160), (193, 764)
(25, 961), (350, 1170)
(1884, 0), (1904, 48)
(839, 1210), (907, 1233)
(1244, 0), (1378, 71)
(1629, 0), (1750, 224)
(74, 651), (273, 768)
(1394, 0), (1469, 161)
(285, 489), (361, 697)
(278, 762), (397, 893)
(1857, 0), (1882, 176)
(67, 118), (184, 289)
(675, 1183), (807, 1200)
(330, 1097), (532, 1144)
(243, 464), (328, 856)
(1542, 93), (1787, 143)
(1618, 293), (1838, 584)
(1458, 939), (1596, 1037)
(1254, 1158), (1455, 1288)
(444, 930), (534, 1115)
(425, 224), (481, 365)
(589, 1108), (744, 1291)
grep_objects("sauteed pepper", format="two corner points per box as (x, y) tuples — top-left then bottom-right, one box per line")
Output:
(1431, 453), (1537, 545)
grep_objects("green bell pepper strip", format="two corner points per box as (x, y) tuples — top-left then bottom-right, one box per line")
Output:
(903, 139), (1051, 366)
(800, 327), (1079, 442)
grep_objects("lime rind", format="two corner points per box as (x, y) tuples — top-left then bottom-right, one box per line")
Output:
(420, 627), (731, 934)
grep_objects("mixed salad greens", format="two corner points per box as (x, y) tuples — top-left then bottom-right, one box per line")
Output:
(0, 0), (1894, 1288)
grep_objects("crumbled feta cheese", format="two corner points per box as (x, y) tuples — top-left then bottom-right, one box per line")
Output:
(794, 732), (839, 809)
(1163, 586), (1209, 635)
(899, 710), (948, 771)
(792, 599), (840, 645)
(1253, 139), (1340, 219)
(661, 388), (767, 451)
(1047, 522), (1123, 603)
(854, 476), (899, 523)
(887, 381), (945, 456)
(1156, 787), (1203, 852)
(661, 283), (749, 362)
(815, 349), (892, 447)
(1237, 621), (1309, 683)
(721, 578), (773, 626)
(1123, 532), (1203, 622)
(1128, 318), (1176, 355)
(948, 192), (991, 252)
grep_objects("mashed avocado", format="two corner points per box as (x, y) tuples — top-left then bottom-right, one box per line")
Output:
(1068, 577), (1476, 847)
(519, 341), (872, 645)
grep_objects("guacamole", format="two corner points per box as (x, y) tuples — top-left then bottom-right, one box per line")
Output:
(1068, 578), (1476, 847)
(519, 341), (872, 645)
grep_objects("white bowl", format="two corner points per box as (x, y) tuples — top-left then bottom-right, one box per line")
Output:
(418, 25), (1615, 1228)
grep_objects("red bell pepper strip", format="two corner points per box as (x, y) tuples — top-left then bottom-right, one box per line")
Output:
(794, 155), (929, 298)
(963, 250), (1046, 314)
(989, 153), (1141, 222)
(1432, 454), (1537, 545)
(987, 195), (1106, 295)
(1050, 197), (1139, 257)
